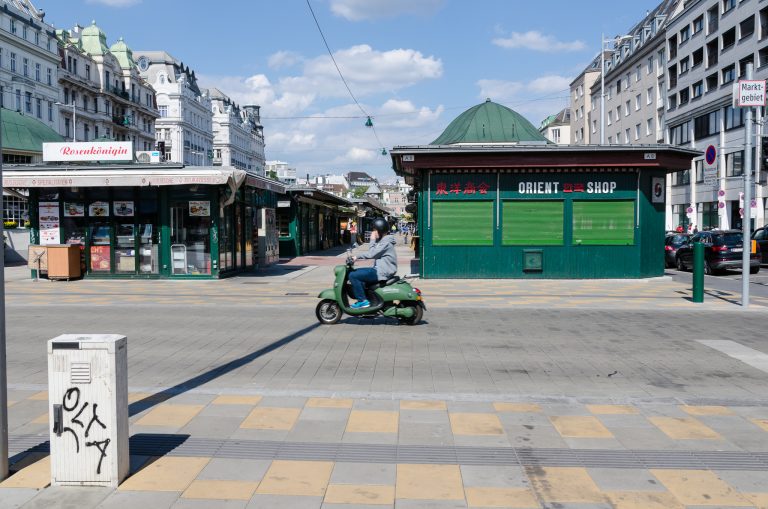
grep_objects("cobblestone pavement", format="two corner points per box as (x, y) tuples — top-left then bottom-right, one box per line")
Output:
(2, 245), (768, 508)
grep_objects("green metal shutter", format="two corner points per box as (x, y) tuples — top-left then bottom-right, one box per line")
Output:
(432, 200), (493, 246)
(572, 200), (635, 245)
(502, 201), (564, 245)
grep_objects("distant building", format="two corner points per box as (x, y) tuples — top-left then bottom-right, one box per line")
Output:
(134, 51), (213, 166)
(569, 52), (609, 144)
(209, 88), (265, 174)
(346, 171), (377, 190)
(539, 108), (571, 145)
(266, 160), (296, 185)
(381, 186), (407, 216)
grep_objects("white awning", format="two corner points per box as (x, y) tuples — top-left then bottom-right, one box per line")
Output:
(2, 167), (245, 188)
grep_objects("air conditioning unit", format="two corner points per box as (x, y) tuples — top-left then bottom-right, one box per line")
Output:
(136, 151), (161, 163)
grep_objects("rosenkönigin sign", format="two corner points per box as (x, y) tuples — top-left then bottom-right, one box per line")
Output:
(43, 142), (134, 162)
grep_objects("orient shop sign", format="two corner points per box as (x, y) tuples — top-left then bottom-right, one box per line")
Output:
(43, 142), (134, 162)
(516, 181), (618, 195)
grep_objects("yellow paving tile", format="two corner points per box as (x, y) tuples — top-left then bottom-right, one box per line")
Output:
(606, 491), (684, 509)
(396, 464), (464, 500)
(744, 492), (768, 508)
(7, 400), (16, 407)
(449, 413), (505, 436)
(324, 484), (395, 505)
(256, 460), (334, 496)
(211, 395), (263, 406)
(493, 402), (542, 413)
(134, 404), (204, 427)
(751, 418), (768, 433)
(0, 456), (50, 489)
(127, 393), (161, 403)
(400, 400), (447, 410)
(648, 417), (721, 440)
(549, 416), (614, 438)
(464, 487), (539, 508)
(119, 456), (209, 492)
(346, 410), (399, 433)
(28, 391), (48, 401)
(586, 404), (639, 415)
(306, 397), (354, 408)
(31, 413), (49, 424)
(240, 407), (301, 430)
(181, 480), (259, 500)
(680, 405), (735, 416)
(650, 469), (752, 506)
(525, 466), (604, 503)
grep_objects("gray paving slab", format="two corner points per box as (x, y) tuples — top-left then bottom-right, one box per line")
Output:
(20, 486), (113, 508)
(341, 431), (398, 445)
(395, 501), (467, 509)
(397, 422), (454, 446)
(587, 468), (667, 492)
(257, 397), (307, 408)
(329, 462), (396, 485)
(285, 421), (346, 443)
(196, 458), (271, 482)
(179, 416), (245, 439)
(198, 404), (255, 419)
(246, 495), (323, 509)
(459, 465), (529, 488)
(298, 408), (351, 422)
(399, 409), (449, 425)
(562, 437), (626, 450)
(713, 469), (768, 492)
(172, 500), (247, 509)
(0, 488), (40, 508)
(97, 491), (180, 509)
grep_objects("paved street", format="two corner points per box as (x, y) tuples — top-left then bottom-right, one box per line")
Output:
(2, 246), (768, 508)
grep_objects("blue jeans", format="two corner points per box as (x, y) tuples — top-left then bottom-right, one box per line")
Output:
(348, 268), (379, 301)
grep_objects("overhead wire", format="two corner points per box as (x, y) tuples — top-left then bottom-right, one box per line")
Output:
(305, 0), (387, 154)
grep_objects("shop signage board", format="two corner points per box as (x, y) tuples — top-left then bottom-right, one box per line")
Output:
(43, 142), (134, 162)
(114, 201), (134, 217)
(189, 201), (210, 217)
(63, 203), (84, 217)
(89, 201), (109, 217)
(39, 201), (60, 245)
(652, 177), (665, 203)
(703, 145), (718, 186)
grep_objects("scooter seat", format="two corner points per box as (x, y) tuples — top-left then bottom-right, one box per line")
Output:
(368, 276), (401, 291)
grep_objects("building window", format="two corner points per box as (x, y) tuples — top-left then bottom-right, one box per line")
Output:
(22, 26), (27, 40)
(679, 88), (690, 105)
(35, 31), (39, 45)
(680, 56), (690, 74)
(647, 87), (654, 105)
(15, 89), (21, 111)
(647, 56), (654, 74)
(725, 105), (745, 129)
(47, 68), (52, 85)
(723, 0), (736, 14)
(48, 101), (53, 121)
(551, 128), (561, 144)
(72, 59), (78, 75)
(722, 27), (736, 49)
(608, 111), (613, 125)
(10, 52), (16, 72)
(625, 100), (630, 116)
(706, 73), (718, 91)
(592, 120), (597, 133)
(646, 118), (653, 136)
(159, 105), (168, 117)
(694, 110), (720, 138)
(635, 124), (641, 140)
(22, 58), (28, 77)
(36, 98), (41, 118)
(741, 15), (755, 39)
(692, 48), (704, 68)
(726, 150), (744, 177)
(25, 92), (32, 113)
(624, 128), (630, 143)
(693, 15), (704, 34)
(692, 81), (703, 98)
(11, 20), (16, 34)
(95, 126), (99, 139)
(739, 55), (754, 78)
(635, 94), (641, 111)
(722, 64), (736, 83)
(681, 25), (690, 43)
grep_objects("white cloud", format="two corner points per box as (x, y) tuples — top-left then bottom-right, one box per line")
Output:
(528, 75), (573, 94)
(379, 99), (444, 128)
(330, 0), (444, 21)
(476, 80), (525, 102)
(85, 0), (141, 6)
(493, 31), (586, 53)
(268, 51), (302, 70)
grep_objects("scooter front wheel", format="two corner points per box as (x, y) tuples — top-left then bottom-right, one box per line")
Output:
(316, 299), (342, 324)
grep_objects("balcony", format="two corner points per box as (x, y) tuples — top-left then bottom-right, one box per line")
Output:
(110, 86), (130, 100)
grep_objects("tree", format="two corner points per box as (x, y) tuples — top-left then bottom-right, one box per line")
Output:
(352, 187), (367, 198)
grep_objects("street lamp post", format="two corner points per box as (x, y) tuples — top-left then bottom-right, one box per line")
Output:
(55, 102), (77, 142)
(1, 103), (9, 481)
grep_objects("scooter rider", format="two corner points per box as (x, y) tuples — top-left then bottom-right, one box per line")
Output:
(349, 217), (397, 309)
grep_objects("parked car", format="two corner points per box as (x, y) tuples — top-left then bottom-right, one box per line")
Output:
(664, 233), (690, 268)
(753, 227), (768, 264)
(675, 230), (760, 275)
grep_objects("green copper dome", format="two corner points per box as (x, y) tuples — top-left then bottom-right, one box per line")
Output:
(431, 99), (549, 145)
(80, 21), (109, 56)
(1, 108), (64, 153)
(110, 37), (135, 69)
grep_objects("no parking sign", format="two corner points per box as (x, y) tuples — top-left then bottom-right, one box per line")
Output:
(703, 145), (718, 185)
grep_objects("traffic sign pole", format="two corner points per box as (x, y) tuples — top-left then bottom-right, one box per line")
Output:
(739, 64), (761, 308)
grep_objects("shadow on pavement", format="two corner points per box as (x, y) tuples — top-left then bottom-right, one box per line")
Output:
(128, 322), (321, 416)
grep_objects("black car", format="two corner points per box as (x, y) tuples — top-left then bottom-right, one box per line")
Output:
(753, 227), (768, 264)
(675, 230), (760, 275)
(664, 233), (691, 268)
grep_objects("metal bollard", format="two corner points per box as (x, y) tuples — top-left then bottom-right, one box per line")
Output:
(692, 242), (704, 303)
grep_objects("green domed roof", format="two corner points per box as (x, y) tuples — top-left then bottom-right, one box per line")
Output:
(110, 37), (135, 69)
(1, 108), (64, 153)
(431, 99), (549, 145)
(80, 21), (109, 56)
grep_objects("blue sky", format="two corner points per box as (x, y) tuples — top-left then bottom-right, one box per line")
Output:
(43, 0), (662, 178)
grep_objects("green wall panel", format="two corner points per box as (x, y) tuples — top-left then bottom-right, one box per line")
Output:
(503, 201), (563, 246)
(432, 200), (493, 246)
(572, 201), (635, 246)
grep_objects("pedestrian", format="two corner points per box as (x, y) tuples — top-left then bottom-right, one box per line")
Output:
(403, 224), (409, 245)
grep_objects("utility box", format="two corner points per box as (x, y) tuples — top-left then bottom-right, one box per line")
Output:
(46, 245), (82, 280)
(47, 334), (129, 487)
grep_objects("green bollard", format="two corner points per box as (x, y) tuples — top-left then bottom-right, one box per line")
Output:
(692, 241), (704, 303)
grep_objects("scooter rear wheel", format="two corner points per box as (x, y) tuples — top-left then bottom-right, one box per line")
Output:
(398, 304), (423, 326)
(316, 299), (342, 324)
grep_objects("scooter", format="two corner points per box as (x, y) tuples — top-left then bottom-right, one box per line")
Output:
(316, 250), (425, 325)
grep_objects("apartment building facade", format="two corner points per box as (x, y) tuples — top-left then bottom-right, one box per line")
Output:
(56, 22), (158, 150)
(209, 88), (265, 174)
(134, 51), (213, 166)
(570, 53), (607, 144)
(664, 0), (768, 231)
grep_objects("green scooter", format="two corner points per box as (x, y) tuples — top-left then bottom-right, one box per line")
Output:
(316, 251), (425, 325)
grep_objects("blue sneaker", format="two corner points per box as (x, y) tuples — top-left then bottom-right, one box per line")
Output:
(350, 300), (370, 309)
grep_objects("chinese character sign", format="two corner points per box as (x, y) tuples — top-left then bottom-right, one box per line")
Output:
(432, 175), (495, 198)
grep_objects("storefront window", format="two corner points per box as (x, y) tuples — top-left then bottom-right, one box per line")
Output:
(432, 201), (494, 246)
(113, 189), (136, 274)
(573, 201), (635, 245)
(235, 203), (243, 268)
(171, 199), (211, 275)
(701, 202), (718, 229)
(503, 201), (564, 246)
(219, 204), (233, 271)
(138, 188), (159, 274)
(245, 206), (254, 268)
(90, 222), (112, 272)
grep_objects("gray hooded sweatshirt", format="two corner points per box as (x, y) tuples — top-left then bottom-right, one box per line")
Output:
(356, 234), (398, 280)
